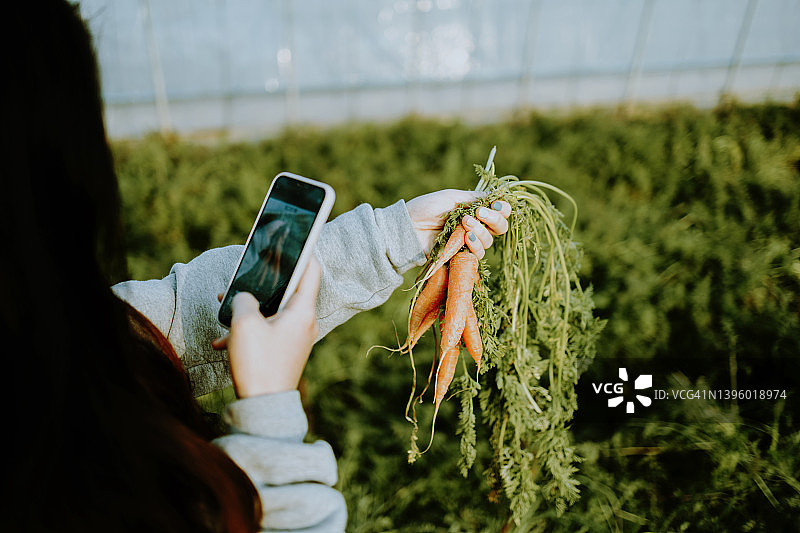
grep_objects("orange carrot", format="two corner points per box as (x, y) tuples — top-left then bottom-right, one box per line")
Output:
(406, 265), (448, 349)
(417, 309), (446, 401)
(409, 308), (439, 349)
(440, 251), (479, 356)
(434, 345), (461, 406)
(431, 250), (478, 406)
(421, 252), (480, 455)
(462, 303), (482, 372)
(423, 225), (466, 281)
(422, 336), (460, 454)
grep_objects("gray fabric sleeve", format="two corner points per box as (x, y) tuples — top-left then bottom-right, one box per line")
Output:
(313, 200), (425, 332)
(213, 391), (347, 532)
(112, 245), (241, 396)
(112, 200), (426, 398)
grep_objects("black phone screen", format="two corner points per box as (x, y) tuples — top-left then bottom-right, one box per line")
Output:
(218, 176), (326, 326)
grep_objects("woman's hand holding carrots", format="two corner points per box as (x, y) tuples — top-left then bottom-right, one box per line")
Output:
(403, 190), (512, 365)
(405, 189), (512, 259)
(403, 191), (511, 426)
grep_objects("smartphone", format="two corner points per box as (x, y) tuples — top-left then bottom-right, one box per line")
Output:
(217, 172), (335, 328)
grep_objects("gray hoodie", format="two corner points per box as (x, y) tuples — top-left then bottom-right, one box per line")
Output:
(112, 200), (425, 532)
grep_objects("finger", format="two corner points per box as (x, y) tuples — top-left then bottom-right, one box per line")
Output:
(282, 257), (322, 313)
(475, 204), (510, 235)
(491, 200), (512, 219)
(463, 226), (486, 260)
(446, 189), (487, 206)
(231, 291), (261, 320)
(464, 230), (486, 259)
(211, 334), (229, 350)
(462, 215), (493, 249)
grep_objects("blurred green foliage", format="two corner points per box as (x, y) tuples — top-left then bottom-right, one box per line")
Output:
(112, 99), (800, 532)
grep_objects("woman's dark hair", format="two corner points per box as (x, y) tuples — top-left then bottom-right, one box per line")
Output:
(0, 2), (261, 531)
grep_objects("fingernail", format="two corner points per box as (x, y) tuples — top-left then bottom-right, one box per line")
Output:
(476, 207), (490, 218)
(493, 201), (503, 211)
(468, 232), (477, 242)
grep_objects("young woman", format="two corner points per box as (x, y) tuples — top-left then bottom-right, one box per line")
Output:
(0, 2), (510, 531)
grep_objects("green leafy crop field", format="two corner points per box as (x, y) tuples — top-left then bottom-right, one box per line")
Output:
(112, 100), (800, 532)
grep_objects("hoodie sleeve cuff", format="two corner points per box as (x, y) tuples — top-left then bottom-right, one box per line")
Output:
(222, 390), (309, 442)
(373, 199), (426, 274)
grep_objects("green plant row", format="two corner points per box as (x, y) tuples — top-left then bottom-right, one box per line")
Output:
(112, 99), (800, 532)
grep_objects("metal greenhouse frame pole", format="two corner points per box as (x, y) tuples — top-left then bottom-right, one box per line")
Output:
(141, 0), (172, 134)
(623, 0), (655, 107)
(721, 0), (758, 97)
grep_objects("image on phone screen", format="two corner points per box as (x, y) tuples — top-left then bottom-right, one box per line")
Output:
(218, 176), (326, 326)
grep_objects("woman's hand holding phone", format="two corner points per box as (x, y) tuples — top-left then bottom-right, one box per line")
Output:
(213, 258), (321, 398)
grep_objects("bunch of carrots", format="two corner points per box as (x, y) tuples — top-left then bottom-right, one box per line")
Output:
(385, 148), (604, 521)
(397, 164), (505, 457)
(404, 225), (482, 414)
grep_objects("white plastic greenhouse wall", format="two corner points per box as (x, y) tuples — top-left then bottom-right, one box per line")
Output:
(78, 0), (800, 140)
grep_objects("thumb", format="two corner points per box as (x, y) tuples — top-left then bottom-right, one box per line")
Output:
(282, 257), (322, 313)
(446, 189), (486, 205)
(231, 291), (261, 319)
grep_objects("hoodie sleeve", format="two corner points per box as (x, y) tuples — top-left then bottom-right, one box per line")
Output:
(212, 391), (347, 532)
(112, 200), (426, 398)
